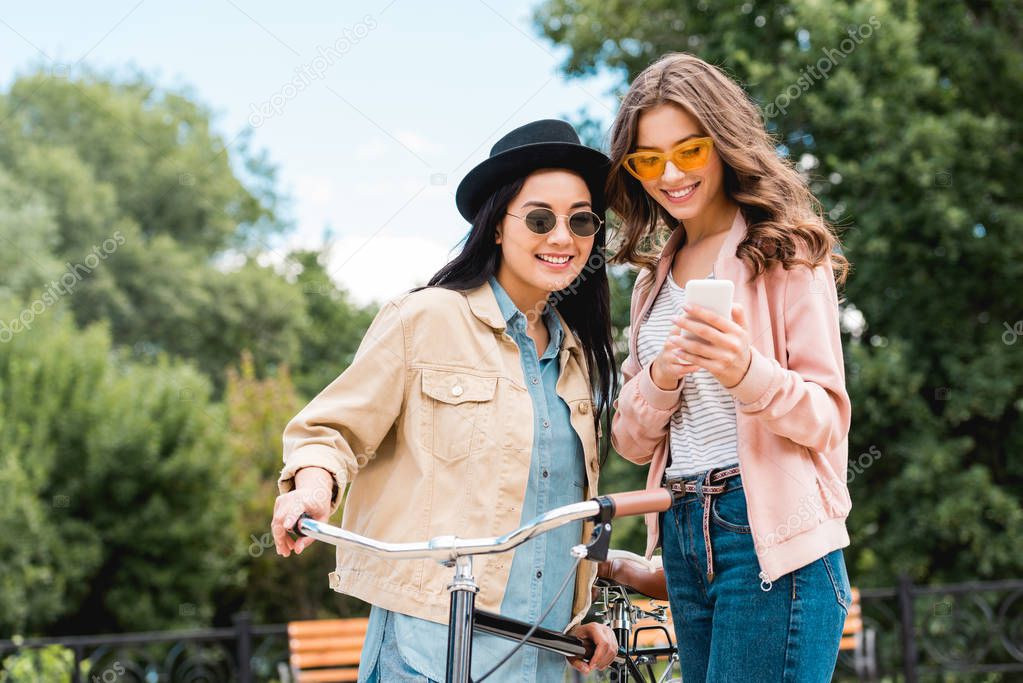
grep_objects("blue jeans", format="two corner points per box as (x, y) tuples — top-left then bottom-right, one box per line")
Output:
(660, 468), (851, 682)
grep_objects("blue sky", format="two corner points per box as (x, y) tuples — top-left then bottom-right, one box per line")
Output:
(1, 0), (621, 303)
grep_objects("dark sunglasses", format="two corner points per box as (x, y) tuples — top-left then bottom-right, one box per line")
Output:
(505, 207), (604, 238)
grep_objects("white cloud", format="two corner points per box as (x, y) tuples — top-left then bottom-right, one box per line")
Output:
(294, 173), (333, 206)
(394, 129), (441, 157)
(354, 137), (388, 162)
(325, 233), (456, 305)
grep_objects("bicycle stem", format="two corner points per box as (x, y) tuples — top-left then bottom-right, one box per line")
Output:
(446, 555), (477, 683)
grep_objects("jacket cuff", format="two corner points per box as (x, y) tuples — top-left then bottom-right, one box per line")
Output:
(726, 347), (777, 408)
(278, 445), (347, 513)
(638, 361), (684, 411)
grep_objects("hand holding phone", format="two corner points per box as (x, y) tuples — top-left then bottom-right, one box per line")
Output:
(678, 279), (734, 362)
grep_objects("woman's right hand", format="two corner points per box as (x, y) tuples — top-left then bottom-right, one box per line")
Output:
(271, 466), (334, 557)
(650, 315), (700, 390)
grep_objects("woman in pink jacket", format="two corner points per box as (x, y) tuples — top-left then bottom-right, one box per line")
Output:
(607, 52), (854, 681)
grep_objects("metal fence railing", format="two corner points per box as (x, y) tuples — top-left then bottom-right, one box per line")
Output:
(3, 577), (1022, 682)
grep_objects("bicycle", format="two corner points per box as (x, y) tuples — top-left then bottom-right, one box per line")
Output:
(591, 550), (681, 682)
(291, 488), (682, 683)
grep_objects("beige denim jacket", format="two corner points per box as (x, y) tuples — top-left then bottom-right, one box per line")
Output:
(279, 283), (600, 631)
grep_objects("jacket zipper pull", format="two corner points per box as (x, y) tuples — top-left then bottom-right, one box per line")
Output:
(759, 570), (773, 592)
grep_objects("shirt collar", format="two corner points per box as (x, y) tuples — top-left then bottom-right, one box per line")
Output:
(488, 277), (564, 356)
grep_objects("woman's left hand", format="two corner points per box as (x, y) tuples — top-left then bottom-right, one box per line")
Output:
(567, 622), (618, 674)
(675, 302), (753, 389)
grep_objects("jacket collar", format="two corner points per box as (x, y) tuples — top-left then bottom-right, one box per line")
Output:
(644, 207), (746, 316)
(464, 281), (580, 354)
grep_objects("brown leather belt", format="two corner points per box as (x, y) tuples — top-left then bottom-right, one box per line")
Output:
(663, 465), (741, 584)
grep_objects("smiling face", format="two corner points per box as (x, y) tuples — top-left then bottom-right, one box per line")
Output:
(634, 102), (728, 224)
(495, 168), (596, 308)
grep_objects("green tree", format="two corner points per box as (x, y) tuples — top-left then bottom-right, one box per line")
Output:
(535, 0), (1023, 585)
(0, 168), (61, 300)
(0, 67), (385, 634)
(290, 250), (376, 398)
(221, 352), (367, 624)
(0, 69), (309, 388)
(0, 305), (235, 634)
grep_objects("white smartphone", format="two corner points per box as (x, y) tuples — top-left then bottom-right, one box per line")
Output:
(679, 279), (734, 363)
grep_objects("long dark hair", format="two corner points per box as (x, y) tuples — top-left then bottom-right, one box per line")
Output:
(426, 175), (618, 461)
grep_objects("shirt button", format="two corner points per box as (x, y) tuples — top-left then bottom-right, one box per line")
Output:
(542, 469), (549, 478)
(451, 385), (463, 397)
(542, 419), (550, 429)
(530, 376), (539, 385)
(536, 570), (543, 579)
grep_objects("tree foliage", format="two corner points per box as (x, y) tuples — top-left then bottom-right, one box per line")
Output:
(0, 308), (231, 634)
(0, 69), (375, 635)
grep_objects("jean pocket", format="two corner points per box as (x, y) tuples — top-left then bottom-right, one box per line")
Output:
(821, 548), (853, 611)
(710, 486), (751, 534)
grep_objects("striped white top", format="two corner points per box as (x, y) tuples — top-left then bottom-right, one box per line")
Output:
(636, 273), (739, 479)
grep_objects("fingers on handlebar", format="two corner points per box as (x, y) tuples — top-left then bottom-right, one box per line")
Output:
(290, 513), (310, 537)
(605, 488), (673, 518)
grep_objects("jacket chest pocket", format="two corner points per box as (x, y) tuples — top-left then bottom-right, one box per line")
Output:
(420, 369), (498, 463)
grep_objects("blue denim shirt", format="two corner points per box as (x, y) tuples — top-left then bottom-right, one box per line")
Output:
(358, 278), (586, 682)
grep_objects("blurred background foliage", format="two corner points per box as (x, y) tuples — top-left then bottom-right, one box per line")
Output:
(0, 0), (1020, 639)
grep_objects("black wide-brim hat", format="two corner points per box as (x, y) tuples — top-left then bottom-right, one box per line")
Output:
(455, 119), (611, 223)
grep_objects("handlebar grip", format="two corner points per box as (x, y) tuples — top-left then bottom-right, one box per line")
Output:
(605, 489), (673, 518)
(291, 513), (311, 537)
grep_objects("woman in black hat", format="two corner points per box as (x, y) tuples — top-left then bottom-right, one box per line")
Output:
(272, 119), (619, 681)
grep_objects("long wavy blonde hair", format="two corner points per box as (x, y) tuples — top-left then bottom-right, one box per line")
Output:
(607, 52), (849, 286)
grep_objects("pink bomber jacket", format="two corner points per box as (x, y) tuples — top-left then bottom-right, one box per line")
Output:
(611, 208), (852, 584)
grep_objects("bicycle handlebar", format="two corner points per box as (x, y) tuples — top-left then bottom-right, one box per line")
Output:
(291, 489), (674, 563)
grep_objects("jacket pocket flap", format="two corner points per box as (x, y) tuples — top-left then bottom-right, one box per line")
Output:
(421, 369), (497, 405)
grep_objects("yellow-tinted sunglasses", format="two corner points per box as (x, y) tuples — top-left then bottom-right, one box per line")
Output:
(621, 137), (715, 181)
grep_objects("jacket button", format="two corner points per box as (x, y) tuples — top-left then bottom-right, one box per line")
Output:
(579, 401), (590, 415)
(451, 385), (463, 397)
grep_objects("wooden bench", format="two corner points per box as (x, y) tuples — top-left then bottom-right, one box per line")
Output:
(281, 617), (369, 683)
(841, 588), (877, 680)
